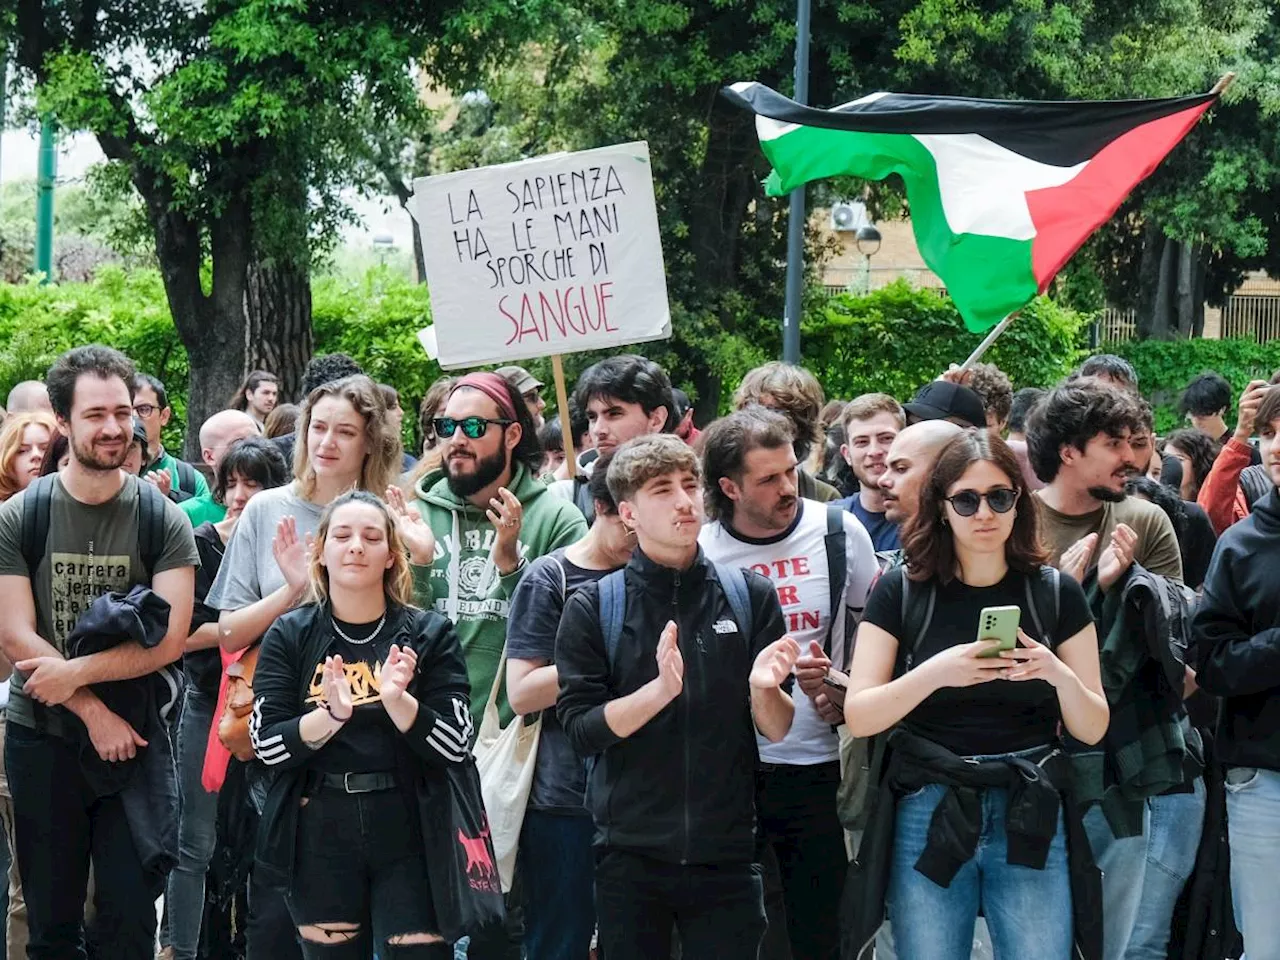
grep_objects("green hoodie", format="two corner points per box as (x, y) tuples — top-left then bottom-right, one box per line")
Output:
(411, 461), (588, 729)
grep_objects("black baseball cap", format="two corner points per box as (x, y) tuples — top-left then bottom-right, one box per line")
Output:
(903, 381), (986, 429)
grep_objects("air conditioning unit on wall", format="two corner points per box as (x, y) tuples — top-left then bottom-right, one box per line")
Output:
(830, 200), (869, 232)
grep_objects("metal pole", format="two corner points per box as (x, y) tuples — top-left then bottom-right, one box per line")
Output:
(781, 0), (811, 365)
(35, 116), (56, 282)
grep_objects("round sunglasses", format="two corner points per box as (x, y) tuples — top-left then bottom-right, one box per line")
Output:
(433, 416), (514, 440)
(944, 487), (1018, 517)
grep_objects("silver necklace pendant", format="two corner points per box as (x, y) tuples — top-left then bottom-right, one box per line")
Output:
(331, 612), (386, 646)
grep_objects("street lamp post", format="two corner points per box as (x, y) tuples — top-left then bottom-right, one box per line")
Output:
(854, 225), (881, 295)
(781, 0), (811, 365)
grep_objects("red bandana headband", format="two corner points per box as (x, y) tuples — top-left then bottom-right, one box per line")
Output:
(452, 372), (519, 421)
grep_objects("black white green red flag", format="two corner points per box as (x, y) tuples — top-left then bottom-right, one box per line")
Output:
(724, 82), (1221, 332)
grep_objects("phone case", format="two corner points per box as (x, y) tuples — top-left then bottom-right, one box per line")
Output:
(975, 605), (1021, 658)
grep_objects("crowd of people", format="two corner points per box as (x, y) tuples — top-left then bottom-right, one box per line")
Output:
(0, 340), (1269, 960)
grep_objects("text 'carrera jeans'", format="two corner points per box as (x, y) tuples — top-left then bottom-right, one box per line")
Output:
(1224, 766), (1280, 960)
(166, 688), (221, 960)
(888, 782), (1072, 960)
(5, 719), (157, 960)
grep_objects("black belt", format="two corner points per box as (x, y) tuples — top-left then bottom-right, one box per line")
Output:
(315, 771), (398, 794)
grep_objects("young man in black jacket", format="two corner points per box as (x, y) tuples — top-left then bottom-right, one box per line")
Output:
(1194, 384), (1280, 959)
(556, 434), (801, 960)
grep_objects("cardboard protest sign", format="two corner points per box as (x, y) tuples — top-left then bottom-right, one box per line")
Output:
(409, 142), (671, 370)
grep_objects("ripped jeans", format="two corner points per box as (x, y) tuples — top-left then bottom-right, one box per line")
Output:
(286, 782), (450, 959)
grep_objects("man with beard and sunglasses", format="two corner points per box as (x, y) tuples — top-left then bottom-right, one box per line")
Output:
(698, 407), (876, 960)
(1027, 378), (1191, 960)
(0, 345), (198, 959)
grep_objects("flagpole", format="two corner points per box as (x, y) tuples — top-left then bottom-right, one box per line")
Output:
(781, 0), (811, 365)
(960, 312), (1017, 370)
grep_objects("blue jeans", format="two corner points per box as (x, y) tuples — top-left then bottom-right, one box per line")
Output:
(1083, 804), (1147, 960)
(166, 688), (221, 960)
(519, 810), (595, 960)
(887, 782), (1072, 960)
(1124, 778), (1206, 960)
(1225, 766), (1280, 960)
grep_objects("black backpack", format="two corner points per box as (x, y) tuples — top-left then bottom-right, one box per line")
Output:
(172, 459), (200, 498)
(21, 474), (168, 584)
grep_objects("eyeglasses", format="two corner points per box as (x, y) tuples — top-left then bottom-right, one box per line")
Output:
(944, 487), (1018, 517)
(133, 404), (158, 418)
(522, 389), (542, 405)
(433, 416), (514, 440)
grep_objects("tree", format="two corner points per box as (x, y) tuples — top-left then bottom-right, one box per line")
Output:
(3, 0), (522, 454)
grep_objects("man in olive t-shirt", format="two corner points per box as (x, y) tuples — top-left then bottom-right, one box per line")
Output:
(0, 346), (197, 960)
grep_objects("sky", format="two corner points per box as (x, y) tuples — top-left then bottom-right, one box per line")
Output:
(0, 126), (419, 253)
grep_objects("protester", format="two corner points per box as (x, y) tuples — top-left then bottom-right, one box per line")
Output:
(496, 365), (547, 429)
(379, 383), (419, 472)
(835, 393), (905, 551)
(734, 362), (840, 502)
(1181, 372), (1260, 462)
(1125, 475), (1217, 591)
(166, 437), (288, 960)
(1073, 354), (1139, 393)
(1028, 379), (1199, 960)
(505, 455), (631, 960)
(134, 373), (210, 502)
(967, 362), (1014, 433)
(207, 373), (401, 960)
(1193, 383), (1280, 959)
(551, 355), (674, 522)
(878, 419), (967, 543)
(1162, 427), (1220, 502)
(671, 388), (701, 448)
(123, 416), (149, 476)
(179, 409), (262, 526)
(250, 490), (470, 959)
(557, 434), (800, 960)
(229, 370), (279, 425)
(699, 408), (877, 960)
(536, 418), (565, 477)
(0, 412), (56, 503)
(37, 433), (69, 477)
(264, 402), (299, 440)
(417, 376), (458, 460)
(5, 381), (52, 415)
(902, 380), (986, 429)
(1195, 376), (1278, 534)
(0, 345), (198, 959)
(843, 430), (1107, 958)
(274, 353), (365, 463)
(1006, 386), (1046, 492)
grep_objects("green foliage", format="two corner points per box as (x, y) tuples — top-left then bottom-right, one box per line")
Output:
(800, 280), (1090, 402)
(1109, 337), (1280, 431)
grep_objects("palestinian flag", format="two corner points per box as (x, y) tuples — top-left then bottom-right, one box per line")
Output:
(724, 82), (1221, 332)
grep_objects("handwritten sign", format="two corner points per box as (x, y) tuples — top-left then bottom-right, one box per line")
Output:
(409, 142), (671, 369)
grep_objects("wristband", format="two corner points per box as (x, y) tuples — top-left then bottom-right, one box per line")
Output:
(326, 703), (351, 723)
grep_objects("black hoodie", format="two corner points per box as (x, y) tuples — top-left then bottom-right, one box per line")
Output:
(555, 548), (785, 865)
(1193, 486), (1280, 770)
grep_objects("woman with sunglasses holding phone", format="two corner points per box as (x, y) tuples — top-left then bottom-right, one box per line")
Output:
(844, 430), (1107, 960)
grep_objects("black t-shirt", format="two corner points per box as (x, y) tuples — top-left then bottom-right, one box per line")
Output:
(862, 567), (1093, 756)
(307, 615), (401, 775)
(186, 522), (226, 697)
(506, 548), (616, 812)
(1179, 500), (1217, 591)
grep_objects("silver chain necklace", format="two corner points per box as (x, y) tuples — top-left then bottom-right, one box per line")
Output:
(330, 612), (387, 646)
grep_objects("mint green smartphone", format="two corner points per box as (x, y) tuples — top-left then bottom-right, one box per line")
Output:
(975, 605), (1021, 658)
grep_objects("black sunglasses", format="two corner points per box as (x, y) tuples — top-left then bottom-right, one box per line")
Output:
(944, 487), (1018, 517)
(433, 416), (514, 440)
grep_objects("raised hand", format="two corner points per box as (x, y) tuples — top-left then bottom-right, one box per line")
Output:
(380, 644), (418, 705)
(750, 637), (803, 691)
(272, 516), (315, 596)
(795, 640), (832, 698)
(145, 470), (172, 496)
(1235, 379), (1270, 442)
(486, 487), (524, 574)
(1097, 523), (1138, 591)
(653, 621), (684, 701)
(323, 655), (354, 721)
(1059, 533), (1097, 584)
(386, 486), (436, 565)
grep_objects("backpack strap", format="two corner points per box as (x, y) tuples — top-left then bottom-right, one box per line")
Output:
(712, 563), (754, 643)
(20, 474), (57, 580)
(174, 459), (198, 497)
(137, 479), (167, 580)
(896, 566), (936, 676)
(1023, 565), (1061, 648)
(823, 503), (846, 658)
(546, 553), (568, 603)
(597, 569), (627, 668)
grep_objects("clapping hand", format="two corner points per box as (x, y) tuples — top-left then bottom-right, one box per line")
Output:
(273, 516), (315, 597)
(487, 487), (524, 574)
(380, 644), (418, 705)
(1059, 533), (1097, 584)
(750, 637), (803, 691)
(386, 487), (436, 565)
(653, 621), (684, 701)
(323, 655), (354, 721)
(1097, 523), (1138, 591)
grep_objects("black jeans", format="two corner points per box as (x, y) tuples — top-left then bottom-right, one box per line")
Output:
(594, 849), (766, 960)
(6, 720), (158, 960)
(756, 761), (847, 960)
(286, 782), (448, 959)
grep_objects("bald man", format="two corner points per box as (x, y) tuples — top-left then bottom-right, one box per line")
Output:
(179, 409), (261, 525)
(878, 419), (967, 529)
(6, 381), (51, 415)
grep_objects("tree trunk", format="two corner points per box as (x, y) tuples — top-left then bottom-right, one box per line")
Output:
(244, 258), (314, 400)
(1136, 224), (1205, 340)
